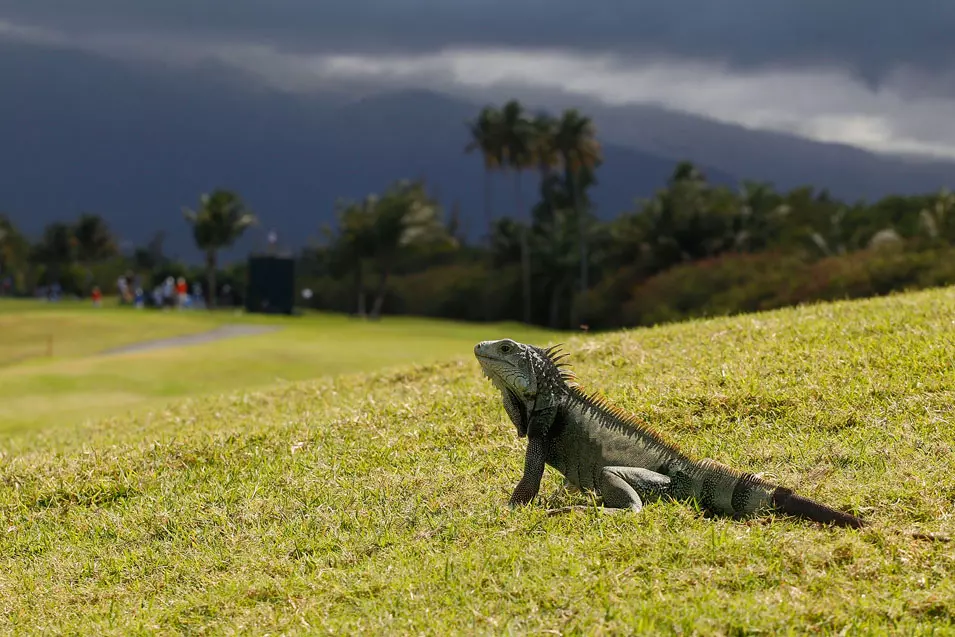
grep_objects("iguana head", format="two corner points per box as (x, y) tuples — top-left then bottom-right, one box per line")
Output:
(474, 338), (537, 398)
(474, 339), (573, 437)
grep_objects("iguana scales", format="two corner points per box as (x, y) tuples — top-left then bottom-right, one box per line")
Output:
(474, 338), (866, 528)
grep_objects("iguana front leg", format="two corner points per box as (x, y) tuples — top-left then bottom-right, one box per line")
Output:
(509, 437), (546, 506)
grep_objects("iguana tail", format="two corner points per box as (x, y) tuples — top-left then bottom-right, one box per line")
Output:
(685, 459), (866, 528)
(770, 486), (865, 528)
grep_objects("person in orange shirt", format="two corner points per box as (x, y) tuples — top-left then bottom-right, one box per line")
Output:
(91, 286), (102, 307)
(176, 277), (188, 309)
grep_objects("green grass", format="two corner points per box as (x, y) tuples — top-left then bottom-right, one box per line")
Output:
(2, 289), (955, 633)
(0, 301), (557, 440)
(0, 304), (218, 365)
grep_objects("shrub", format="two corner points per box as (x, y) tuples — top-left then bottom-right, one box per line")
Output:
(617, 246), (955, 328)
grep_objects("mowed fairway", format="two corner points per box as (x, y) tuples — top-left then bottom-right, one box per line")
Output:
(2, 289), (955, 634)
(0, 301), (224, 365)
(0, 301), (558, 442)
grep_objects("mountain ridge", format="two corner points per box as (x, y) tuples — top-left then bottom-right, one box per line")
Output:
(1, 40), (953, 263)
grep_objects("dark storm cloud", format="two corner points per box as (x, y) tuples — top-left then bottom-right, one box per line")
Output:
(2, 0), (954, 83)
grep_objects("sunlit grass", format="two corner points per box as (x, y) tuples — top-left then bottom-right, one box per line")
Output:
(1, 289), (954, 633)
(0, 302), (558, 441)
(0, 303), (222, 365)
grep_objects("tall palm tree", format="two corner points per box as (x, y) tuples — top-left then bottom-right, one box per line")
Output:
(530, 112), (560, 182)
(465, 106), (505, 322)
(553, 109), (602, 325)
(464, 106), (504, 249)
(499, 99), (535, 324)
(182, 188), (257, 309)
(529, 167), (579, 329)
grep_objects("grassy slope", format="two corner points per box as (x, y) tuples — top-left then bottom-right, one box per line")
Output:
(2, 289), (955, 634)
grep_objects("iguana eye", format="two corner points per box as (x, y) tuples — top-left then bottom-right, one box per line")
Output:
(500, 344), (512, 353)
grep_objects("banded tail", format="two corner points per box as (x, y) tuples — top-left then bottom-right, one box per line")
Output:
(770, 486), (865, 529)
(688, 460), (866, 529)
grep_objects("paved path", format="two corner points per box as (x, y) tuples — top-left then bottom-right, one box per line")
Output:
(102, 324), (280, 355)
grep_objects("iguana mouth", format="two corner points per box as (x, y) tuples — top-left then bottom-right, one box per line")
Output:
(474, 353), (506, 381)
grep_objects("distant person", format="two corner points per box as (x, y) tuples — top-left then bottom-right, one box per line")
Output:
(91, 286), (102, 307)
(152, 286), (163, 308)
(163, 277), (175, 309)
(125, 270), (136, 301)
(134, 287), (145, 309)
(176, 277), (188, 309)
(192, 282), (205, 309)
(117, 275), (129, 305)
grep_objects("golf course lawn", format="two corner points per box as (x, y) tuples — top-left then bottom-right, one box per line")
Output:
(1, 290), (953, 634)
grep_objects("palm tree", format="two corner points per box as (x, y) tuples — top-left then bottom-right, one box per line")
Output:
(529, 168), (579, 328)
(72, 213), (118, 292)
(31, 221), (77, 286)
(530, 112), (560, 181)
(465, 105), (505, 322)
(182, 189), (257, 309)
(73, 213), (117, 264)
(325, 194), (378, 317)
(366, 180), (450, 319)
(489, 217), (525, 267)
(464, 106), (504, 249)
(553, 109), (602, 325)
(499, 99), (535, 323)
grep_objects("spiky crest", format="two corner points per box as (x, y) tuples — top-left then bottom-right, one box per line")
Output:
(536, 343), (689, 459)
(536, 344), (577, 386)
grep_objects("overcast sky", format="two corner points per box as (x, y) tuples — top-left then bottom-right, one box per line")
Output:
(3, 1), (955, 158)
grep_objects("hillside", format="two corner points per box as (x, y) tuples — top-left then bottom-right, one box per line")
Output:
(3, 40), (955, 262)
(1, 288), (953, 633)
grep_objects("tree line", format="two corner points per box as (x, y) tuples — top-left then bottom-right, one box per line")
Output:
(0, 192), (257, 309)
(2, 98), (954, 329)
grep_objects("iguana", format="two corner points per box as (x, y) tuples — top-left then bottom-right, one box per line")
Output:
(474, 338), (866, 528)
